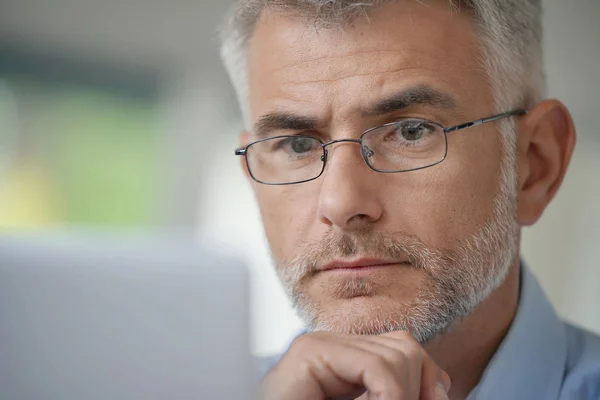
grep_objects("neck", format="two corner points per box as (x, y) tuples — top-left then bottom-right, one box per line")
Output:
(424, 260), (521, 400)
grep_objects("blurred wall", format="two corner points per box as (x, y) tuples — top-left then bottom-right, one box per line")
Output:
(1, 0), (599, 357)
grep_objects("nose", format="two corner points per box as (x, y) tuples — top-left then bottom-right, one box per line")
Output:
(317, 142), (384, 231)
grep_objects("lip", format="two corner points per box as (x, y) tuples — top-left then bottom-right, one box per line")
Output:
(320, 258), (408, 272)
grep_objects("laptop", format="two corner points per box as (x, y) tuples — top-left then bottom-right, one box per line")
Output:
(0, 234), (254, 400)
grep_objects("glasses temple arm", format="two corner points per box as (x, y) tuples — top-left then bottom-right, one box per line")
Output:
(444, 109), (528, 133)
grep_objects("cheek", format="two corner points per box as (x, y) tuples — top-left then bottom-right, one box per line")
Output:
(387, 135), (503, 247)
(254, 185), (318, 260)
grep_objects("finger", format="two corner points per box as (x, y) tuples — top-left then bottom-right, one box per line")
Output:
(357, 332), (449, 400)
(291, 338), (407, 400)
(418, 353), (450, 400)
(434, 368), (451, 400)
(282, 333), (365, 399)
(350, 335), (423, 399)
(308, 356), (367, 399)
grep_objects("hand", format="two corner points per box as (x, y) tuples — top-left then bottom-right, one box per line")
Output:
(260, 330), (451, 400)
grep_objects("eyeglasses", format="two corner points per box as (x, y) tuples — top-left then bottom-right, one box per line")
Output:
(235, 109), (527, 185)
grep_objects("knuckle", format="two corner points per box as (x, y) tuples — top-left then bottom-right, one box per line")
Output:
(289, 333), (315, 354)
(386, 348), (409, 367)
(288, 331), (333, 356)
(401, 342), (423, 363)
(365, 353), (389, 371)
(363, 354), (412, 399)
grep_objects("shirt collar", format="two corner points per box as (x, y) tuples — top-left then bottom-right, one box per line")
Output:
(467, 264), (568, 400)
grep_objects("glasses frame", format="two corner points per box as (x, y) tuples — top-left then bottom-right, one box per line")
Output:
(235, 109), (528, 185)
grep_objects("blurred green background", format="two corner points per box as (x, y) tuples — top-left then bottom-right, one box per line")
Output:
(0, 75), (161, 229)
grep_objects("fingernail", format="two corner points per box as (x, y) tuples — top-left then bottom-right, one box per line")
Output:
(442, 371), (452, 392)
(435, 382), (450, 400)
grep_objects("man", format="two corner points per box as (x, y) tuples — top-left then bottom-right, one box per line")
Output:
(220, 0), (600, 399)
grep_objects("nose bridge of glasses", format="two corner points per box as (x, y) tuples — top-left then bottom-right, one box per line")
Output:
(321, 138), (363, 149)
(320, 138), (372, 169)
(321, 138), (366, 160)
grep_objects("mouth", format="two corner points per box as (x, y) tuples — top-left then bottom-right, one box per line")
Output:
(320, 258), (410, 273)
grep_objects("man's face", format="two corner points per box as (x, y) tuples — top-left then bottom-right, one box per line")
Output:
(244, 1), (520, 340)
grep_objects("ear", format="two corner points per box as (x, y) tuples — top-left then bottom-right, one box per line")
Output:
(239, 131), (252, 179)
(516, 100), (576, 226)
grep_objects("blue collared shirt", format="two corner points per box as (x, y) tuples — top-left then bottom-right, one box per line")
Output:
(259, 265), (600, 399)
(466, 266), (600, 399)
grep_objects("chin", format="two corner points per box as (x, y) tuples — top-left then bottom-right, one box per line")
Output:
(299, 292), (458, 343)
(306, 296), (414, 336)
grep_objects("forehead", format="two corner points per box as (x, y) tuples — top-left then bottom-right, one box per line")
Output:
(247, 1), (490, 126)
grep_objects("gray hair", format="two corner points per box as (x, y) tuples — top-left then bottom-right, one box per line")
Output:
(219, 0), (545, 141)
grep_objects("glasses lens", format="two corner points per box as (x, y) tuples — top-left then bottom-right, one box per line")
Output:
(361, 119), (447, 172)
(246, 136), (324, 184)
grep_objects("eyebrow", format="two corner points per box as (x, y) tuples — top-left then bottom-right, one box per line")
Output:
(252, 85), (460, 138)
(361, 85), (459, 117)
(253, 113), (319, 139)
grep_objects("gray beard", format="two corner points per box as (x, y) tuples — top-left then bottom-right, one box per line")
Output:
(274, 147), (520, 343)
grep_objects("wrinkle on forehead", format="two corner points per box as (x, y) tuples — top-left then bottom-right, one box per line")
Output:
(272, 48), (427, 73)
(247, 1), (490, 125)
(272, 49), (441, 85)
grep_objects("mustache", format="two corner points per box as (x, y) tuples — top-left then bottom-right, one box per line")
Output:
(285, 229), (453, 279)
